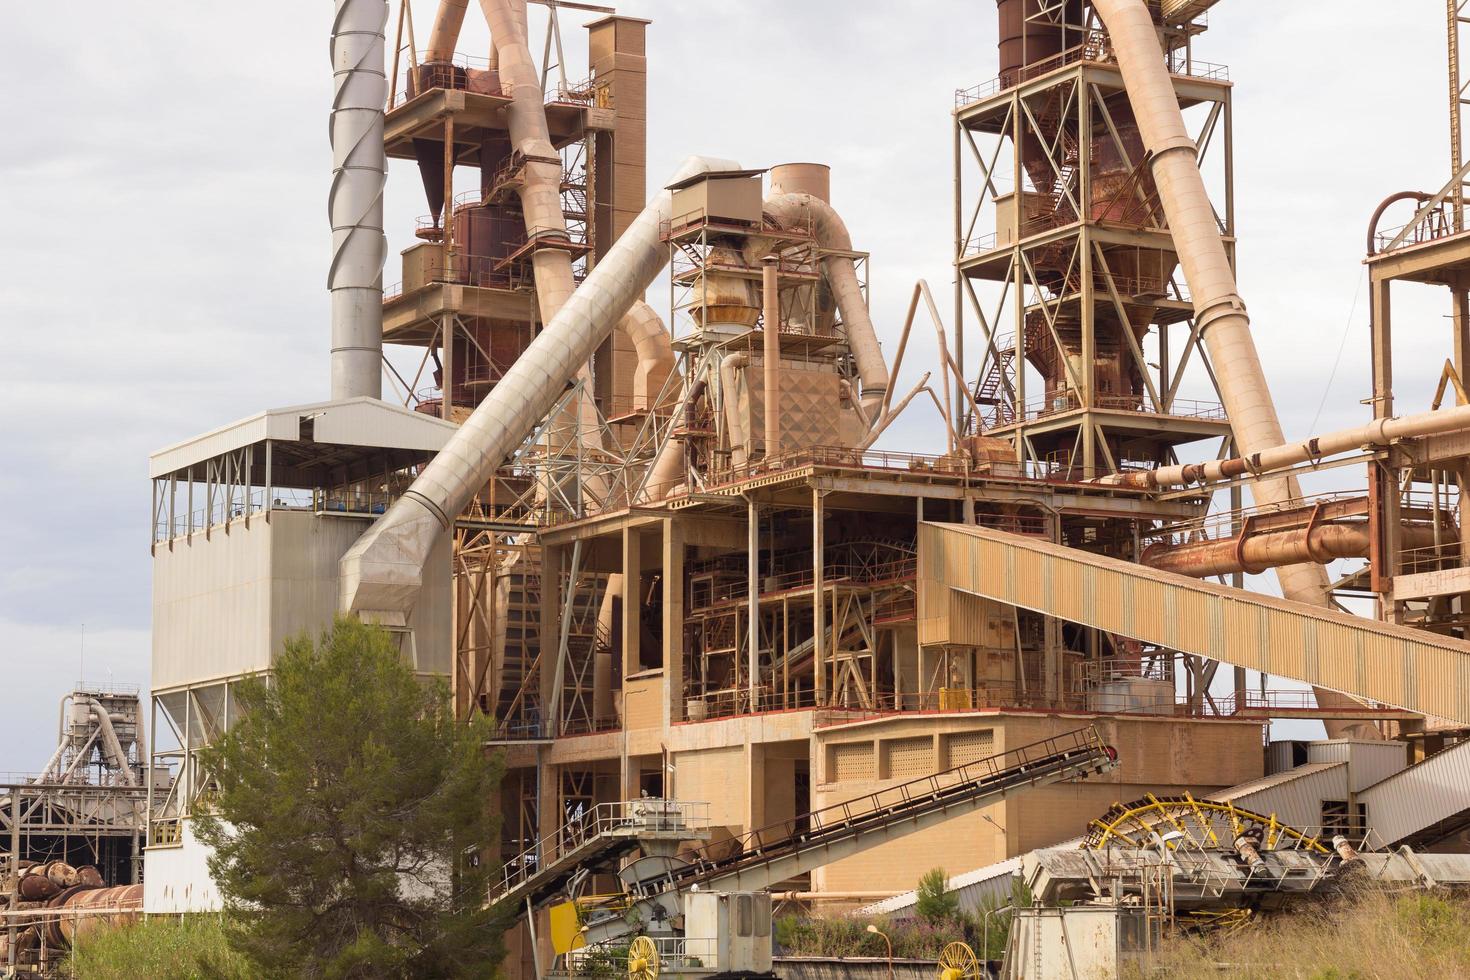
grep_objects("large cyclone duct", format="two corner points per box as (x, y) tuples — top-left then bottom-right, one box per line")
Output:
(761, 188), (889, 421)
(339, 156), (742, 619)
(329, 0), (388, 400)
(1087, 0), (1372, 736)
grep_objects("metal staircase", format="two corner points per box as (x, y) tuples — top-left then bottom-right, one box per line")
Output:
(574, 727), (1118, 945)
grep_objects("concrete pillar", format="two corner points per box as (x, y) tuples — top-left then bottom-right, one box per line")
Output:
(662, 519), (685, 725)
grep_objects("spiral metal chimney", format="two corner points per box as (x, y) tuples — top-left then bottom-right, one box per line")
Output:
(328, 0), (388, 400)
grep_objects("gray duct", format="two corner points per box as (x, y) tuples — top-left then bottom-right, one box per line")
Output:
(329, 0), (388, 400)
(340, 156), (741, 618)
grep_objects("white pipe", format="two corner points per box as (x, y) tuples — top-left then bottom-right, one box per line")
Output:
(1091, 0), (1325, 603)
(1093, 0), (1368, 737)
(1106, 404), (1470, 490)
(340, 156), (742, 617)
(329, 0), (388, 400)
(762, 193), (888, 421)
(86, 701), (137, 786)
(621, 301), (676, 413)
(720, 354), (752, 469)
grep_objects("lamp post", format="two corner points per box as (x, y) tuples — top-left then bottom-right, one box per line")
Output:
(865, 923), (893, 980)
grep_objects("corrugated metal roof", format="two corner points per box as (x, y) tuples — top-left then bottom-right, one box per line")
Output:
(149, 397), (458, 478)
(1307, 740), (1409, 793)
(857, 854), (1031, 917)
(1359, 740), (1470, 845)
(921, 523), (1470, 724)
(1208, 762), (1348, 833)
(1210, 762), (1344, 801)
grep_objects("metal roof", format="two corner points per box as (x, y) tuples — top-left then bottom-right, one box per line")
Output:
(857, 854), (1030, 917)
(149, 397), (458, 479)
(920, 523), (1470, 724)
(1359, 740), (1470, 847)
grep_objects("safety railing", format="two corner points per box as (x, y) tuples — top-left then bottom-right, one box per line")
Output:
(670, 728), (1113, 888)
(1003, 391), (1225, 424)
(956, 32), (1228, 109)
(565, 936), (718, 974)
(1398, 541), (1466, 575)
(496, 800), (711, 897)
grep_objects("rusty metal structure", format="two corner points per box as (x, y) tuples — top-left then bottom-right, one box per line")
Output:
(136, 0), (1470, 974)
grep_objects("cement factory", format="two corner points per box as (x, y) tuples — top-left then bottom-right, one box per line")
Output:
(9, 0), (1470, 976)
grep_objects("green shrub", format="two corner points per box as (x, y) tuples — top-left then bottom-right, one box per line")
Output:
(67, 915), (252, 980)
(914, 867), (960, 925)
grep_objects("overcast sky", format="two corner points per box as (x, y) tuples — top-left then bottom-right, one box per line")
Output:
(0, 2), (1455, 762)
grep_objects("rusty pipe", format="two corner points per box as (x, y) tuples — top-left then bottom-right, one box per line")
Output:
(1142, 523), (1443, 578)
(1367, 191), (1434, 256)
(44, 884), (143, 949)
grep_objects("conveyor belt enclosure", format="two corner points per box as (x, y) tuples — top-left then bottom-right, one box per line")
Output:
(918, 523), (1470, 725)
(574, 728), (1117, 945)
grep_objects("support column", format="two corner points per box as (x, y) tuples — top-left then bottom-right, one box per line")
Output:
(747, 497), (760, 710)
(1369, 274), (1397, 610)
(538, 544), (562, 736)
(1452, 281), (1470, 565)
(621, 527), (642, 676)
(813, 488), (826, 706)
(662, 519), (685, 725)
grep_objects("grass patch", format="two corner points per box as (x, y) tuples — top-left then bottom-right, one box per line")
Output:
(67, 915), (252, 979)
(1127, 888), (1470, 979)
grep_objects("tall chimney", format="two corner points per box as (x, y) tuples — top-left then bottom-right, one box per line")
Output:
(328, 0), (387, 400)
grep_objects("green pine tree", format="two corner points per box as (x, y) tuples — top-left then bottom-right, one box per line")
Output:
(914, 867), (960, 924)
(195, 616), (508, 979)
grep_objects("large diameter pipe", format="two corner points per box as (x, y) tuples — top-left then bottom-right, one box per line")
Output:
(621, 301), (676, 413)
(329, 0), (388, 401)
(762, 256), (782, 456)
(1109, 404), (1470, 491)
(45, 884), (143, 949)
(1142, 524), (1442, 579)
(426, 0), (470, 63)
(763, 193), (888, 420)
(1091, 0), (1372, 735)
(1091, 0), (1324, 604)
(339, 157), (741, 616)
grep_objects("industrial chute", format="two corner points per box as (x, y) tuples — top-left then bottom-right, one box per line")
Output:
(338, 155), (743, 621)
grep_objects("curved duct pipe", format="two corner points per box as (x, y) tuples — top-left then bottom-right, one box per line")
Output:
(720, 353), (752, 469)
(762, 193), (888, 420)
(340, 156), (742, 617)
(1142, 523), (1443, 579)
(621, 301), (677, 412)
(1092, 0), (1369, 736)
(1106, 403), (1470, 491)
(329, 0), (388, 400)
(643, 378), (709, 502)
(83, 699), (136, 786)
(1367, 191), (1433, 256)
(426, 0), (470, 63)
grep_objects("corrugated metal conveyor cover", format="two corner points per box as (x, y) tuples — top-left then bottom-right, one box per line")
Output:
(919, 523), (1470, 725)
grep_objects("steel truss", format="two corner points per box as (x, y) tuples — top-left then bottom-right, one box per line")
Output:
(954, 54), (1235, 480)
